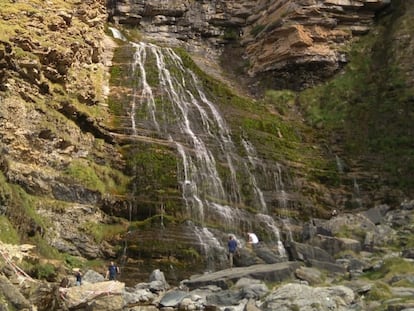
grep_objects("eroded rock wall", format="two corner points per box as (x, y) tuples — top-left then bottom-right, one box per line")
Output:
(109, 0), (390, 90)
(0, 0), (122, 258)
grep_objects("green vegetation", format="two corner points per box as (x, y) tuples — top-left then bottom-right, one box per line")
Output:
(32, 262), (57, 281)
(264, 90), (296, 116)
(299, 3), (414, 192)
(0, 0), (188, 284)
(64, 158), (130, 195)
(82, 220), (128, 243)
(8, 185), (47, 234)
(128, 214), (179, 231)
(0, 0), (41, 43)
(363, 257), (414, 282)
(63, 254), (103, 274)
(64, 255), (87, 270)
(124, 143), (179, 197)
(196, 49), (338, 214)
(0, 172), (60, 258)
(365, 281), (392, 301)
(335, 225), (366, 242)
(250, 24), (265, 37)
(0, 216), (20, 244)
(222, 28), (239, 41)
(181, 247), (201, 261)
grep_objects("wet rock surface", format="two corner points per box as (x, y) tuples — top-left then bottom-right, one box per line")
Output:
(1, 202), (413, 310)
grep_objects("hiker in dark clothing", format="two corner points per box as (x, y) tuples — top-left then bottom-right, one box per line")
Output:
(75, 270), (82, 286)
(106, 261), (120, 280)
(227, 235), (238, 269)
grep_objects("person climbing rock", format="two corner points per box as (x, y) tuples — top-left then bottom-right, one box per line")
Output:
(247, 232), (259, 247)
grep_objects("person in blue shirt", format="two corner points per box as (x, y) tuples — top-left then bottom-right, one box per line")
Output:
(105, 261), (120, 280)
(227, 235), (238, 269)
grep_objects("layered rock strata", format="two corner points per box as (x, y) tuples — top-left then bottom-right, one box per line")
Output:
(109, 0), (391, 90)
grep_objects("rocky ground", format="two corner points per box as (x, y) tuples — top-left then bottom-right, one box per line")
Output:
(1, 199), (413, 310)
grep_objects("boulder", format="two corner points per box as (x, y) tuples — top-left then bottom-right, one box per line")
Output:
(295, 266), (323, 285)
(83, 269), (106, 283)
(183, 262), (302, 290)
(311, 235), (361, 255)
(0, 275), (31, 310)
(60, 280), (124, 309)
(159, 290), (188, 307)
(261, 283), (355, 311)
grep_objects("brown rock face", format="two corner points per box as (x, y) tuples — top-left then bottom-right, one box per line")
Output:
(241, 0), (390, 90)
(0, 0), (121, 259)
(109, 0), (390, 91)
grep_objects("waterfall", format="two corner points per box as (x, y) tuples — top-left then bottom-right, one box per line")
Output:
(353, 177), (363, 208)
(108, 27), (127, 41)
(110, 33), (295, 277)
(193, 226), (227, 271)
(256, 214), (286, 256)
(128, 41), (265, 225)
(120, 201), (133, 270)
(335, 155), (344, 173)
(241, 138), (268, 212)
(241, 136), (292, 244)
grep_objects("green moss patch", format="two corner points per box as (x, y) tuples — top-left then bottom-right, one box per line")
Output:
(0, 216), (20, 244)
(365, 257), (414, 281)
(64, 158), (130, 195)
(298, 3), (414, 192)
(82, 220), (128, 243)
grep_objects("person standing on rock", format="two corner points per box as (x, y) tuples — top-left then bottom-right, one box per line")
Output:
(106, 261), (120, 280)
(227, 235), (238, 269)
(74, 269), (82, 286)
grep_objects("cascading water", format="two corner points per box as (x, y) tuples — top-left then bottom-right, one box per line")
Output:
(111, 32), (297, 280)
(108, 27), (127, 42)
(353, 177), (363, 208)
(335, 154), (345, 174)
(241, 138), (268, 212)
(128, 41), (261, 225)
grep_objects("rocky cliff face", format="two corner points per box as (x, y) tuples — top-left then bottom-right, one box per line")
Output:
(0, 0), (122, 258)
(109, 0), (391, 91)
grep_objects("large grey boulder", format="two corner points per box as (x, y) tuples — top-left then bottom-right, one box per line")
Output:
(362, 205), (390, 225)
(183, 262), (302, 290)
(123, 287), (156, 305)
(287, 241), (334, 263)
(295, 266), (323, 285)
(206, 289), (243, 306)
(0, 275), (31, 310)
(159, 290), (188, 307)
(260, 283), (356, 311)
(83, 269), (105, 283)
(310, 235), (361, 256)
(149, 269), (170, 292)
